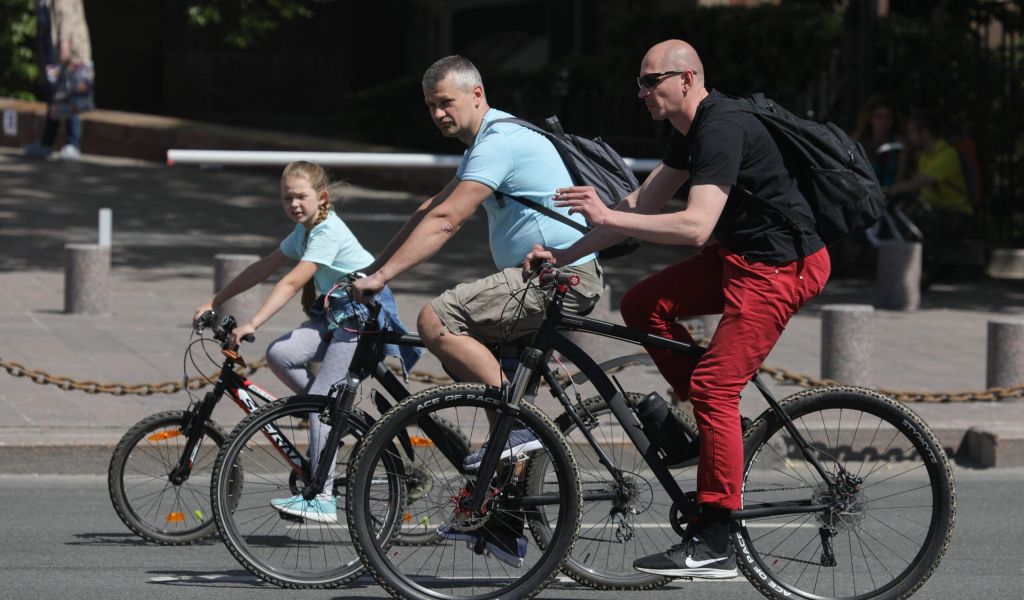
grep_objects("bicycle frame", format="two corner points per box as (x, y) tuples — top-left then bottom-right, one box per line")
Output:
(169, 355), (299, 484)
(169, 331), (428, 492)
(466, 283), (839, 522)
(298, 309), (468, 501)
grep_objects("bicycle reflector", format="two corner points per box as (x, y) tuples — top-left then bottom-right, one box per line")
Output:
(409, 436), (434, 447)
(165, 512), (186, 523)
(147, 430), (182, 442)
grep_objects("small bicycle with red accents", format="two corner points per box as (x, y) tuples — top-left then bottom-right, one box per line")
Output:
(107, 310), (286, 545)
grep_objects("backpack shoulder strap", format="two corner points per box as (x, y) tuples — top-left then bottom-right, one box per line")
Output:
(487, 116), (551, 137)
(492, 191), (588, 233)
(484, 117), (588, 234)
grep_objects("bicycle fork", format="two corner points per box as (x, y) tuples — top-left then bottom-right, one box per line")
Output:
(461, 347), (544, 514)
(302, 373), (360, 501)
(168, 388), (222, 485)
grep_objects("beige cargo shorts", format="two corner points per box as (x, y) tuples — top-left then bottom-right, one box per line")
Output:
(429, 260), (603, 344)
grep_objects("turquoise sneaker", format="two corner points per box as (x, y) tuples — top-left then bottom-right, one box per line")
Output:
(270, 495), (338, 524)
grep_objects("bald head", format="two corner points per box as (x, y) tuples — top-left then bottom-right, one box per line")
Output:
(644, 40), (705, 86)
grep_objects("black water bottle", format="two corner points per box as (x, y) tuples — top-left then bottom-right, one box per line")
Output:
(635, 392), (698, 467)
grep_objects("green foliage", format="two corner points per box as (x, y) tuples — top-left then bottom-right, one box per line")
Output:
(185, 0), (314, 49)
(0, 0), (39, 100)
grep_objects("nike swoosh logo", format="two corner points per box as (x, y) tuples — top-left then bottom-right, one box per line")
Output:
(685, 555), (728, 568)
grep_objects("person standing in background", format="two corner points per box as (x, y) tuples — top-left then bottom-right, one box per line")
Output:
(23, 0), (94, 161)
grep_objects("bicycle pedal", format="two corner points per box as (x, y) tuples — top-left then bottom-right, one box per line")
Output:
(510, 454), (529, 478)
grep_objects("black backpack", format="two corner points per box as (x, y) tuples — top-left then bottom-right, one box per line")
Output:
(489, 116), (641, 260)
(731, 93), (886, 246)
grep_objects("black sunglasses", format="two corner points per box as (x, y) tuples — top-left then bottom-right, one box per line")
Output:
(636, 70), (690, 90)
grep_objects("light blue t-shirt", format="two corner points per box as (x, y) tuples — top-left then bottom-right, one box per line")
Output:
(279, 212), (375, 296)
(458, 108), (598, 270)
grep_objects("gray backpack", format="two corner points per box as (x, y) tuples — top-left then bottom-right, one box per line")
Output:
(490, 116), (641, 260)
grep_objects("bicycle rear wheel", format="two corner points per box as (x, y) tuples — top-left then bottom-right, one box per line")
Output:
(108, 410), (231, 545)
(737, 386), (956, 600)
(348, 383), (582, 600)
(525, 392), (698, 590)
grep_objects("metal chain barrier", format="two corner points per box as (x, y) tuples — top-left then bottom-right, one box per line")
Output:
(2, 354), (1023, 402)
(0, 356), (269, 397)
(756, 365), (1024, 403)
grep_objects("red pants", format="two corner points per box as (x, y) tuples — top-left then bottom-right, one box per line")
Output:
(620, 244), (830, 509)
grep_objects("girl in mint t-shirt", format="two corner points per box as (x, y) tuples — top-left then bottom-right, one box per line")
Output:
(193, 161), (418, 523)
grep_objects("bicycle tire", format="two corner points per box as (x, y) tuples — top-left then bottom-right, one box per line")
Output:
(737, 385), (956, 600)
(347, 383), (582, 600)
(211, 395), (383, 589)
(108, 410), (234, 545)
(525, 392), (698, 590)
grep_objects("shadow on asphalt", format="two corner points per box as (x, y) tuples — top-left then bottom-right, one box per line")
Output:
(144, 570), (385, 591)
(68, 531), (200, 547)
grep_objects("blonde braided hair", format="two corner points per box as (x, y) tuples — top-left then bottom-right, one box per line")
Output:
(281, 161), (334, 314)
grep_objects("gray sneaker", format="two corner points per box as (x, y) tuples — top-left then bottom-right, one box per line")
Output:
(22, 142), (53, 159)
(463, 428), (542, 470)
(438, 511), (529, 568)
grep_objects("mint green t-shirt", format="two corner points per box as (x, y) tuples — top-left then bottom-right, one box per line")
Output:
(279, 212), (374, 296)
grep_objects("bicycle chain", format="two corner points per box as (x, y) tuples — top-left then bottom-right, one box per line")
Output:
(2, 353), (1023, 402)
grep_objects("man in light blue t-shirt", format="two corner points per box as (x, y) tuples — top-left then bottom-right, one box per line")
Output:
(354, 55), (603, 394)
(354, 62), (603, 565)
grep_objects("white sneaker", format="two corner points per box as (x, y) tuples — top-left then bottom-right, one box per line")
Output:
(270, 495), (338, 524)
(58, 145), (82, 161)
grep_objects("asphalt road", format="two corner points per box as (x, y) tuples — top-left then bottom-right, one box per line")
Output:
(3, 468), (1021, 600)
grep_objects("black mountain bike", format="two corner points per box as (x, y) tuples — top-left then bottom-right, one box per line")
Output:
(108, 311), (272, 545)
(347, 265), (956, 600)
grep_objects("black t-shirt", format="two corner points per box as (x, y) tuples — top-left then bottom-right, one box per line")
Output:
(663, 90), (823, 264)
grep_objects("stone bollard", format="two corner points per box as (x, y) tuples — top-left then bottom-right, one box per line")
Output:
(821, 304), (874, 386)
(987, 319), (1024, 390)
(875, 241), (922, 311)
(64, 243), (111, 314)
(214, 254), (262, 325)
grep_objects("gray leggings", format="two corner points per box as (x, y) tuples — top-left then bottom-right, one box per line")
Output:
(266, 319), (357, 499)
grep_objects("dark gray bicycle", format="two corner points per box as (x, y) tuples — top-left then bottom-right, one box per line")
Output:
(346, 264), (956, 600)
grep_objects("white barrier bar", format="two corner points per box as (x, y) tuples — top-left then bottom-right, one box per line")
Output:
(98, 208), (112, 247)
(166, 149), (661, 173)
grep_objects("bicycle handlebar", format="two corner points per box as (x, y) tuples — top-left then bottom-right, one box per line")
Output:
(195, 310), (255, 346)
(532, 262), (580, 288)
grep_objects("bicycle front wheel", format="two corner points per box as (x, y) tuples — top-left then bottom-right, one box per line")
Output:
(348, 383), (582, 600)
(108, 410), (228, 545)
(211, 396), (383, 589)
(737, 386), (956, 600)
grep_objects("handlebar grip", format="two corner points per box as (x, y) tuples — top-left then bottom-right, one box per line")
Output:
(196, 310), (217, 330)
(538, 268), (580, 288)
(241, 333), (256, 343)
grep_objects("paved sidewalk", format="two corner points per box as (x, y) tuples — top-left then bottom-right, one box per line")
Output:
(2, 147), (1024, 473)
